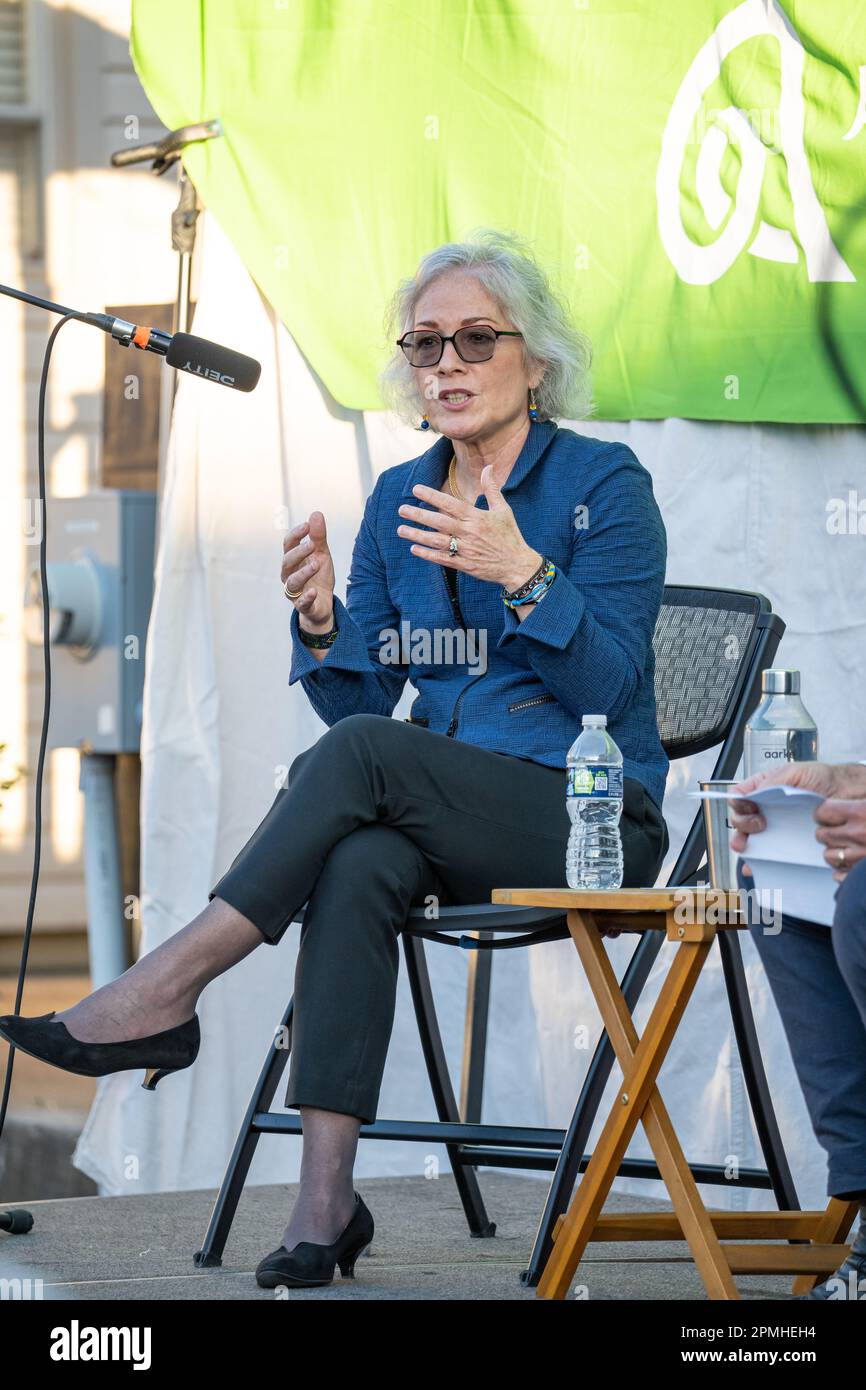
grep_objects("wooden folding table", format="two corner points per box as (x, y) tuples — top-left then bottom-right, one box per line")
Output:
(490, 887), (858, 1301)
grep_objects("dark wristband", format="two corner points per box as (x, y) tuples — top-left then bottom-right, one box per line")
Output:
(297, 618), (339, 648)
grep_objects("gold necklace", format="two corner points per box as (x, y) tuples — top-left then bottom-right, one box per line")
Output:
(448, 455), (465, 501)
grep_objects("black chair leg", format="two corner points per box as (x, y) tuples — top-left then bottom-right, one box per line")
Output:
(521, 930), (664, 1286)
(194, 1001), (294, 1267)
(460, 939), (493, 1123)
(402, 934), (496, 1237)
(717, 930), (800, 1212)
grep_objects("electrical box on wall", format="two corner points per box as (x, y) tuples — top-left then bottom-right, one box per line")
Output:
(24, 491), (157, 754)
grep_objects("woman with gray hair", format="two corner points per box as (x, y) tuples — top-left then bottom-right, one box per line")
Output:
(0, 229), (670, 1291)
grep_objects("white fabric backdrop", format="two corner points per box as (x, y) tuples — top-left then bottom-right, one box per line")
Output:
(74, 209), (866, 1215)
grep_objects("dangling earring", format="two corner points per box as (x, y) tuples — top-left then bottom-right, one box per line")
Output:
(528, 389), (539, 421)
(418, 412), (431, 431)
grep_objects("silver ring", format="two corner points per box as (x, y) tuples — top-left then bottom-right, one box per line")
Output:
(283, 578), (303, 600)
(448, 535), (458, 557)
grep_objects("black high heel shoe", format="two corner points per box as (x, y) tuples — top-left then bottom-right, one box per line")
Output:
(255, 1193), (375, 1290)
(0, 1010), (200, 1090)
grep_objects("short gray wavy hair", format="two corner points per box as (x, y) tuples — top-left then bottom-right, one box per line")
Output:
(378, 227), (593, 426)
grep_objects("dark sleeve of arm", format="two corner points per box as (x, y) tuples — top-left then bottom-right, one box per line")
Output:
(496, 446), (666, 724)
(288, 474), (408, 722)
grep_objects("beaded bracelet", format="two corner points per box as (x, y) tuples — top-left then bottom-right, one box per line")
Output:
(511, 569), (555, 605)
(503, 566), (554, 608)
(502, 559), (557, 609)
(528, 571), (556, 605)
(297, 619), (339, 648)
(502, 555), (550, 603)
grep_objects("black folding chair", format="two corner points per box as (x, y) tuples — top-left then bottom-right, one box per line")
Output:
(195, 585), (796, 1276)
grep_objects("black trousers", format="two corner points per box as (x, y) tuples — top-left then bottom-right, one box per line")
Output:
(208, 713), (669, 1123)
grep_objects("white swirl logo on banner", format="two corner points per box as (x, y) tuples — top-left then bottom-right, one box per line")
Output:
(656, 0), (855, 285)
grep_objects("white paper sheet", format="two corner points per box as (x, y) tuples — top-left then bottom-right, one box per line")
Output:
(693, 785), (838, 924)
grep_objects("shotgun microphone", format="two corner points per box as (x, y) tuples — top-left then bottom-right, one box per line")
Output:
(88, 315), (262, 393)
(165, 330), (261, 392)
(0, 281), (262, 392)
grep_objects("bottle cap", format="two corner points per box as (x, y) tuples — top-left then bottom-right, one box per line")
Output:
(582, 714), (607, 727)
(761, 669), (800, 695)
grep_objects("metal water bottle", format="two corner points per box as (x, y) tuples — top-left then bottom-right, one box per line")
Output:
(744, 669), (818, 779)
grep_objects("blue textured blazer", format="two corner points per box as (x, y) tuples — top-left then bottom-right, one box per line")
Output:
(289, 419), (669, 810)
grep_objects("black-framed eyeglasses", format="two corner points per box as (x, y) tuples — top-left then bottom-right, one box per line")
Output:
(396, 326), (523, 367)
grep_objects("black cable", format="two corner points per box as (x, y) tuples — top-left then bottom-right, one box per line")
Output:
(0, 313), (78, 1232)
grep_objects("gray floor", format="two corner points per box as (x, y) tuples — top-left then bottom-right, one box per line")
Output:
(0, 1172), (799, 1300)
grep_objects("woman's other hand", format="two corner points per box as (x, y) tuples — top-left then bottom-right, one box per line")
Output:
(281, 511), (336, 632)
(396, 465), (541, 590)
(814, 798), (866, 880)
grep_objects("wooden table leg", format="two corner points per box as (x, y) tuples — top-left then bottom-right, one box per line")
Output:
(564, 909), (740, 1300)
(790, 1197), (860, 1296)
(537, 911), (737, 1299)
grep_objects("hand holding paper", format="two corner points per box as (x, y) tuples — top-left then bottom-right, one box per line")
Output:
(693, 783), (838, 926)
(728, 760), (866, 881)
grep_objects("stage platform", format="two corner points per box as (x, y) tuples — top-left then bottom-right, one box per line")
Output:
(0, 1172), (796, 1300)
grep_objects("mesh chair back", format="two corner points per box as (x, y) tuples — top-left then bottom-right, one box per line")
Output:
(653, 586), (767, 760)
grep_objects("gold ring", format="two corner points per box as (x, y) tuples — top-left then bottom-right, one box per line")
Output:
(838, 847), (847, 867)
(283, 578), (303, 600)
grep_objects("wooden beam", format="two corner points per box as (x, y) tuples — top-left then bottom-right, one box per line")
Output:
(725, 1244), (850, 1275)
(581, 1210), (839, 1242)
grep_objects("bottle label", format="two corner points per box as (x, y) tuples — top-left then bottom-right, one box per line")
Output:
(744, 730), (818, 778)
(567, 765), (624, 798)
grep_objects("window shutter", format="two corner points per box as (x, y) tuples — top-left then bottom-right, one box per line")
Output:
(0, 0), (26, 105)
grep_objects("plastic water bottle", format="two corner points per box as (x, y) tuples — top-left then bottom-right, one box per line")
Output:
(744, 670), (818, 779)
(566, 715), (624, 890)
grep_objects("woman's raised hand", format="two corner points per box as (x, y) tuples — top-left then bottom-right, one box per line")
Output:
(281, 511), (336, 632)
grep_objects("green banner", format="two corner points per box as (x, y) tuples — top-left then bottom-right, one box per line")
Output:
(130, 0), (866, 423)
